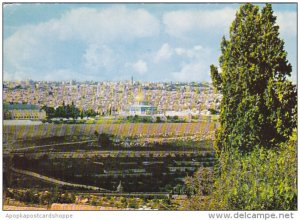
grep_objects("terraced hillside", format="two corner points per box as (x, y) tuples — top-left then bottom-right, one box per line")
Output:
(3, 124), (216, 194)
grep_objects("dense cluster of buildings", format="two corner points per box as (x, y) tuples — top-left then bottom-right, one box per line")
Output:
(3, 80), (221, 118)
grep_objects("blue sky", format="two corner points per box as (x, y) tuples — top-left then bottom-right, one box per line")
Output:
(3, 3), (297, 82)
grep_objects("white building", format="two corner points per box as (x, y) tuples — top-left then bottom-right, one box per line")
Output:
(128, 103), (157, 115)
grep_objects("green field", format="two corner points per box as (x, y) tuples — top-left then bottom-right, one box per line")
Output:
(3, 122), (217, 141)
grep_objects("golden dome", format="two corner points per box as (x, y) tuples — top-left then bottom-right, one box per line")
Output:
(135, 91), (144, 103)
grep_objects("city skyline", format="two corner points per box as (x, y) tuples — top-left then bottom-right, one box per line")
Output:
(3, 3), (297, 82)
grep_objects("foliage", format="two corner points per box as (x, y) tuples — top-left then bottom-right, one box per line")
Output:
(42, 102), (98, 120)
(94, 132), (112, 147)
(3, 110), (12, 120)
(181, 167), (214, 210)
(183, 3), (297, 211)
(5, 188), (76, 206)
(83, 109), (98, 117)
(211, 3), (297, 152)
(126, 115), (153, 123)
(156, 116), (162, 123)
(165, 115), (186, 123)
(182, 132), (297, 210)
(186, 167), (214, 196)
(215, 132), (297, 210)
(207, 108), (219, 115)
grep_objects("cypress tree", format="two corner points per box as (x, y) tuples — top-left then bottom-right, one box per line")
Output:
(211, 3), (297, 152)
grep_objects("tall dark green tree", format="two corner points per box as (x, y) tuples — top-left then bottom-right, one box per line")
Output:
(183, 3), (297, 211)
(211, 3), (297, 152)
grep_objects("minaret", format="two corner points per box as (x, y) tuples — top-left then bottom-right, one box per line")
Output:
(131, 76), (133, 85)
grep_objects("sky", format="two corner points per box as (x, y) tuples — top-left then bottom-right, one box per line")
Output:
(3, 3), (297, 82)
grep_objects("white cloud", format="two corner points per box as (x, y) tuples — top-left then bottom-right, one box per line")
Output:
(163, 7), (296, 40)
(276, 11), (296, 38)
(54, 6), (160, 43)
(4, 6), (160, 80)
(163, 8), (236, 38)
(171, 44), (211, 82)
(172, 62), (208, 82)
(132, 60), (148, 75)
(175, 45), (203, 58)
(154, 43), (173, 63)
(83, 44), (115, 71)
(7, 6), (160, 45)
(4, 4), (296, 82)
(4, 25), (43, 69)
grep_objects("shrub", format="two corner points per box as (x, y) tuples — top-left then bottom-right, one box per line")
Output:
(183, 132), (297, 210)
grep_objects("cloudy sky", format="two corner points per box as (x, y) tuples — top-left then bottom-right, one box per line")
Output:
(3, 3), (297, 82)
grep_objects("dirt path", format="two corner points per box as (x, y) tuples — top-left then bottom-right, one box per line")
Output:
(11, 167), (110, 192)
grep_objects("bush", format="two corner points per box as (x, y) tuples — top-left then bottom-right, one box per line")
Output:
(183, 132), (297, 210)
(5, 188), (76, 206)
(156, 117), (162, 123)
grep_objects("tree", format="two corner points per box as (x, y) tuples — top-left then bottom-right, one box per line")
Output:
(84, 109), (97, 117)
(211, 3), (297, 152)
(41, 105), (55, 119)
(183, 3), (297, 211)
(3, 110), (12, 120)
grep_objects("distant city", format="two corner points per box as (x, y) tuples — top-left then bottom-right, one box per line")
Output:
(3, 79), (221, 121)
